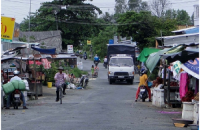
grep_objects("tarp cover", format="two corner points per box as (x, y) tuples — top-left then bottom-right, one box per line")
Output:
(146, 48), (170, 73)
(137, 48), (160, 62)
(107, 44), (136, 63)
(185, 27), (199, 34)
(181, 58), (199, 79)
(31, 46), (56, 54)
(161, 49), (199, 63)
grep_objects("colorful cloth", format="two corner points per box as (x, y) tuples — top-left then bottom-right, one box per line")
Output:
(41, 59), (51, 69)
(181, 58), (199, 79)
(179, 73), (189, 99)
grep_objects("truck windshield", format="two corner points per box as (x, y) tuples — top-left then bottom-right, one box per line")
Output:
(109, 58), (133, 66)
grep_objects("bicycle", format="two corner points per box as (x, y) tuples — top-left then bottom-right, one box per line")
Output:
(57, 79), (65, 104)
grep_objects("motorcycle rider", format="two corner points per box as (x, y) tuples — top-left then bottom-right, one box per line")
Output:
(94, 54), (100, 65)
(54, 66), (68, 102)
(84, 52), (87, 60)
(6, 70), (28, 109)
(103, 56), (108, 67)
(135, 69), (152, 102)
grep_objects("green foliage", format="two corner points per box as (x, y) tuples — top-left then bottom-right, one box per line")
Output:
(117, 11), (177, 50)
(68, 67), (88, 78)
(87, 25), (117, 60)
(19, 35), (27, 42)
(20, 0), (103, 49)
(44, 62), (58, 82)
(164, 9), (193, 25)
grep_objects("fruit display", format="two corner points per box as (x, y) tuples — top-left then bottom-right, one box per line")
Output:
(170, 81), (178, 86)
(182, 91), (194, 102)
(194, 92), (199, 101)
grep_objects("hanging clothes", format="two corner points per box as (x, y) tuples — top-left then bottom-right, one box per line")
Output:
(179, 72), (189, 100)
(21, 61), (27, 72)
(41, 59), (51, 69)
(189, 77), (196, 90)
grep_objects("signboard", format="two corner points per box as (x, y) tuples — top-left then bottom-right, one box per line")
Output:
(87, 40), (91, 45)
(67, 45), (73, 53)
(1, 16), (15, 42)
(109, 39), (114, 44)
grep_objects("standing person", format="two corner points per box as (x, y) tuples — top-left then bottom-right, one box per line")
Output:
(54, 66), (69, 102)
(6, 70), (28, 109)
(135, 69), (152, 102)
(91, 65), (94, 76)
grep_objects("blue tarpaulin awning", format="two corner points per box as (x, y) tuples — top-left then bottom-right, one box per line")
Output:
(31, 46), (56, 54)
(185, 27), (199, 34)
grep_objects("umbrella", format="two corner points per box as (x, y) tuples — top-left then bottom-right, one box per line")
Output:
(146, 48), (170, 73)
(181, 58), (199, 79)
(161, 49), (199, 63)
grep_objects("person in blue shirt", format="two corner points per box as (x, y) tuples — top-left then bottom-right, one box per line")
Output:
(94, 54), (100, 66)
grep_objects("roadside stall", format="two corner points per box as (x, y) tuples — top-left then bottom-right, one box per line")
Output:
(146, 45), (199, 109)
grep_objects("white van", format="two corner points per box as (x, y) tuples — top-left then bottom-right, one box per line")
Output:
(108, 54), (135, 84)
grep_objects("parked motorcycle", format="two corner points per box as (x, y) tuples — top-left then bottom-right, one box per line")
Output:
(78, 75), (89, 89)
(139, 85), (148, 102)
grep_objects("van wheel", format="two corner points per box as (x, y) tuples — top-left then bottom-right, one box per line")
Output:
(142, 99), (145, 102)
(109, 79), (112, 84)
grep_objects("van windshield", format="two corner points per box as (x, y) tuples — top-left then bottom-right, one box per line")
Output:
(109, 58), (133, 66)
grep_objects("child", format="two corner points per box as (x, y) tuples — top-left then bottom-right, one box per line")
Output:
(91, 65), (94, 76)
(94, 64), (99, 76)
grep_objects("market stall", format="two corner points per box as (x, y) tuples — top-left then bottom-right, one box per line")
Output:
(145, 45), (199, 110)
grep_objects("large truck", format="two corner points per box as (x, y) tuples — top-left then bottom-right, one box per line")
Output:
(107, 44), (136, 84)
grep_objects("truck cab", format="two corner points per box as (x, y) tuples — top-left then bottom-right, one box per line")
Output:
(108, 54), (134, 84)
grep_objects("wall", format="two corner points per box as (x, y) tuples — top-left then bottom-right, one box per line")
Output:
(19, 30), (62, 53)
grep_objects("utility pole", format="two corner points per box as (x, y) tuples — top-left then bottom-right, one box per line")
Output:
(54, 10), (58, 30)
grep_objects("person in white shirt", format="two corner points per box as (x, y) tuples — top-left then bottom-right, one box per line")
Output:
(6, 70), (28, 109)
(103, 56), (108, 67)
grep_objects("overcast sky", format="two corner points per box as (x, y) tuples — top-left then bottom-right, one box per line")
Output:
(1, 0), (199, 23)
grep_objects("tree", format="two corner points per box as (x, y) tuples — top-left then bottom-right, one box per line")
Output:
(115, 0), (128, 14)
(176, 9), (191, 25)
(91, 26), (117, 59)
(20, 0), (102, 49)
(100, 12), (114, 23)
(150, 0), (171, 17)
(117, 11), (177, 49)
(164, 9), (176, 19)
(128, 0), (149, 12)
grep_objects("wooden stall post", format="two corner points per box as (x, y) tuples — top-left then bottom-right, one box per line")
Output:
(167, 70), (171, 106)
(33, 51), (38, 100)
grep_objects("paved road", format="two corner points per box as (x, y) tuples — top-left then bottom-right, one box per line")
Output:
(2, 58), (188, 130)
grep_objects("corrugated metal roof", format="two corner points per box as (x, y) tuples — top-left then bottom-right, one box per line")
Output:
(171, 27), (196, 33)
(156, 33), (199, 40)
